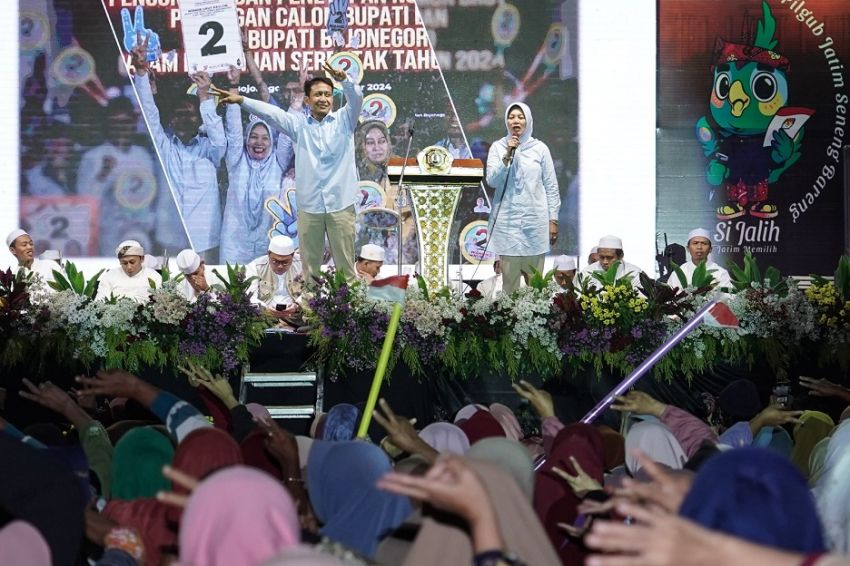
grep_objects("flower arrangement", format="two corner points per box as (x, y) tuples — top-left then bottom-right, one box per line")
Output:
(4, 254), (850, 383)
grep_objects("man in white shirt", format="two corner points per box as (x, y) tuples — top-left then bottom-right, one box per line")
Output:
(96, 240), (162, 303)
(580, 235), (645, 289)
(671, 228), (732, 291)
(245, 235), (304, 321)
(215, 65), (363, 284)
(174, 249), (212, 302)
(355, 244), (385, 283)
(477, 257), (503, 299)
(552, 255), (577, 290)
(130, 34), (225, 259)
(6, 229), (56, 286)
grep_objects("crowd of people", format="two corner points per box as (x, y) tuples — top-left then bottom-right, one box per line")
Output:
(2, 353), (850, 565)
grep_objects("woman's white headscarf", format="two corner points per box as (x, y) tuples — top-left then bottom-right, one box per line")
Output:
(243, 118), (277, 231)
(502, 101), (540, 193)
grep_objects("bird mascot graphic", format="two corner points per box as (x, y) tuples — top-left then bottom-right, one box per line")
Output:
(696, 0), (813, 220)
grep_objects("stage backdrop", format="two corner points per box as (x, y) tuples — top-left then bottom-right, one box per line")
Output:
(19, 0), (579, 275)
(658, 0), (850, 276)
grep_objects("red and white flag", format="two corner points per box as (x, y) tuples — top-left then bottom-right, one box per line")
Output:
(704, 302), (739, 328)
(367, 275), (408, 305)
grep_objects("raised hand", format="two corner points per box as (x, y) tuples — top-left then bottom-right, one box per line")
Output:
(322, 61), (346, 83)
(372, 398), (438, 462)
(190, 71), (212, 101)
(20, 378), (76, 416)
(799, 375), (850, 401)
(267, 193), (299, 239)
(120, 6), (160, 62)
(552, 455), (602, 498)
(75, 369), (142, 400)
(130, 31), (150, 76)
(156, 465), (200, 508)
(178, 361), (237, 408)
(610, 390), (667, 418)
(512, 379), (555, 419)
(613, 451), (692, 513)
(210, 85), (244, 105)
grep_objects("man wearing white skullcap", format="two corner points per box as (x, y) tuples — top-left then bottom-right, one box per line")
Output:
(579, 235), (645, 290)
(587, 246), (599, 266)
(6, 229), (57, 287)
(175, 249), (211, 301)
(244, 235), (304, 320)
(95, 240), (162, 302)
(670, 228), (731, 291)
(552, 255), (577, 290)
(355, 244), (385, 283)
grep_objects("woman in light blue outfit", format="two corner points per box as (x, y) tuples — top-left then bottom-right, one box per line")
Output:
(220, 107), (287, 265)
(486, 102), (560, 294)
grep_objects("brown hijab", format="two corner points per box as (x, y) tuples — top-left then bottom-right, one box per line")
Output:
(403, 459), (560, 566)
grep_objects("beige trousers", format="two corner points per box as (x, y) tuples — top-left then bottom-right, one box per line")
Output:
(500, 254), (545, 295)
(298, 205), (357, 286)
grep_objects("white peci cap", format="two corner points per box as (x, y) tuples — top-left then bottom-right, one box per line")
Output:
(176, 249), (202, 275)
(359, 243), (385, 262)
(268, 235), (295, 256)
(5, 229), (28, 247)
(553, 255), (577, 271)
(598, 235), (623, 250)
(116, 240), (145, 257)
(687, 228), (712, 244)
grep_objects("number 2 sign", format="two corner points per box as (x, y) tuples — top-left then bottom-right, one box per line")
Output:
(178, 0), (244, 74)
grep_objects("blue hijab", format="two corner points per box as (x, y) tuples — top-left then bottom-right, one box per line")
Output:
(307, 441), (412, 558)
(679, 447), (825, 553)
(322, 404), (360, 441)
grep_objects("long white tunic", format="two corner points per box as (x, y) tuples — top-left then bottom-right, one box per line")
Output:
(485, 102), (560, 257)
(96, 267), (162, 303)
(670, 259), (732, 291)
(135, 73), (225, 253)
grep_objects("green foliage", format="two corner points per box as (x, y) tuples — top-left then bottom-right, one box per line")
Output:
(728, 251), (788, 295)
(48, 261), (104, 297)
(416, 274), (430, 300)
(526, 266), (554, 291)
(212, 262), (256, 296)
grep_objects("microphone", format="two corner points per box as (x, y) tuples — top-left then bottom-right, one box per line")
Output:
(408, 116), (416, 137)
(505, 143), (517, 163)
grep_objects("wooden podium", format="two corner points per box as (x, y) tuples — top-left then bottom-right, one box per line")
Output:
(388, 148), (484, 291)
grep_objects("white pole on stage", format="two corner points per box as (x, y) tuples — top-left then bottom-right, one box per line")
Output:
(394, 118), (416, 276)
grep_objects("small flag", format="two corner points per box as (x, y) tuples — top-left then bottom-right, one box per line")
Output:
(367, 275), (408, 304)
(704, 302), (739, 328)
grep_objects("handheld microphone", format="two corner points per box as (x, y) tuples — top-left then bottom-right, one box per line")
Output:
(505, 143), (517, 163)
(408, 116), (416, 137)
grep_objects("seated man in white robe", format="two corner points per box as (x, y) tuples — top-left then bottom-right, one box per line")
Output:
(96, 240), (162, 303)
(174, 249), (212, 302)
(244, 235), (303, 322)
(579, 235), (645, 290)
(477, 256), (502, 299)
(552, 255), (577, 291)
(355, 244), (385, 284)
(670, 228), (732, 291)
(6, 228), (58, 288)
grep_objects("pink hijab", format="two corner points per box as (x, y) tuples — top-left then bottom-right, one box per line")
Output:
(0, 521), (51, 566)
(489, 403), (523, 440)
(179, 466), (300, 566)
